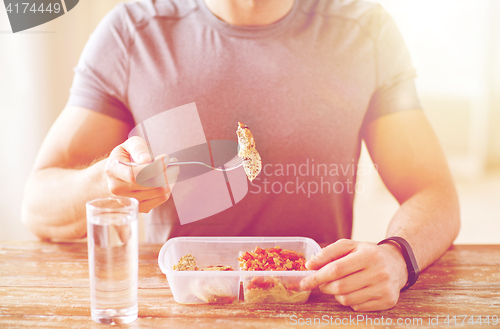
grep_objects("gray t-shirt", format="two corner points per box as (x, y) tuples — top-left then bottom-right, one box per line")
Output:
(68, 0), (421, 244)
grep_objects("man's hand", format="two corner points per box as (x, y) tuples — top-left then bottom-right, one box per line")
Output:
(105, 136), (180, 213)
(300, 239), (408, 311)
(22, 106), (183, 239)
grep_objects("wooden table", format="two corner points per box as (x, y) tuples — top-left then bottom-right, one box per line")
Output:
(0, 242), (499, 328)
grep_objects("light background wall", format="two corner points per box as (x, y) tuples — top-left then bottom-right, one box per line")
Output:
(0, 0), (499, 243)
(0, 0), (125, 240)
(353, 0), (500, 244)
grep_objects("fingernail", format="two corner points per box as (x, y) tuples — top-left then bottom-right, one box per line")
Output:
(300, 280), (310, 291)
(170, 157), (178, 163)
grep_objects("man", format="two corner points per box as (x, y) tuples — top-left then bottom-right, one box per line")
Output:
(22, 0), (460, 311)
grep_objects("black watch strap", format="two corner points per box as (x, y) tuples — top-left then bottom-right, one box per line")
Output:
(378, 236), (420, 291)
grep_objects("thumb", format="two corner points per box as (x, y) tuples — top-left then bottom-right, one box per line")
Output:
(122, 136), (152, 164)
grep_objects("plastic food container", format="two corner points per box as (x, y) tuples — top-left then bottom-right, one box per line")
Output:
(158, 236), (321, 304)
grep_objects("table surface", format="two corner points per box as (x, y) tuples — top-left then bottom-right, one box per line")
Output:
(0, 242), (499, 328)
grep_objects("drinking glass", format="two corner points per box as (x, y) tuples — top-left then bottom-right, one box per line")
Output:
(86, 197), (139, 325)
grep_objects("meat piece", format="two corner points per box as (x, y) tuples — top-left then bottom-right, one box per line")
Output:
(236, 122), (262, 181)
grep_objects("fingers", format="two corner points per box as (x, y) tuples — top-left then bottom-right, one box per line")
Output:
(106, 159), (135, 186)
(138, 193), (169, 213)
(135, 158), (178, 213)
(107, 152), (179, 189)
(106, 136), (152, 184)
(300, 250), (364, 291)
(121, 136), (152, 164)
(350, 296), (399, 312)
(300, 240), (405, 312)
(108, 181), (170, 214)
(333, 284), (399, 311)
(104, 137), (181, 214)
(317, 269), (373, 295)
(120, 186), (170, 201)
(132, 156), (179, 189)
(306, 239), (357, 270)
(106, 160), (153, 191)
(131, 154), (169, 179)
(300, 239), (360, 291)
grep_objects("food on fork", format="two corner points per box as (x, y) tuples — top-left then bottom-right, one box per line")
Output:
(236, 122), (262, 181)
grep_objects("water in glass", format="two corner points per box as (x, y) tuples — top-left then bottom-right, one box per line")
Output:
(88, 213), (138, 325)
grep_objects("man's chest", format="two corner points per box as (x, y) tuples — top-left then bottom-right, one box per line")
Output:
(126, 26), (376, 161)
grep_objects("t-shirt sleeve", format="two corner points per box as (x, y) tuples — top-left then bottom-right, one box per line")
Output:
(67, 3), (134, 125)
(363, 6), (422, 123)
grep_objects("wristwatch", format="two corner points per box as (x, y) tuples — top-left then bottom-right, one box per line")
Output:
(378, 236), (420, 291)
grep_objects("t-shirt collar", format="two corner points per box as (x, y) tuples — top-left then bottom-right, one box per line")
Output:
(195, 0), (301, 38)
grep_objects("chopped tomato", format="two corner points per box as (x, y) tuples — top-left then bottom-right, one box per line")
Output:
(254, 246), (264, 254)
(238, 246), (307, 271)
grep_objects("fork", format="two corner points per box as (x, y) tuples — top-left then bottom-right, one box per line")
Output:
(118, 154), (243, 172)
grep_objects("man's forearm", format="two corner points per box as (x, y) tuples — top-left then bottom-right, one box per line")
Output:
(21, 160), (110, 240)
(386, 183), (460, 272)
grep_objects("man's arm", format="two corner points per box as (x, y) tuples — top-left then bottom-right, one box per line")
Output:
(364, 110), (460, 270)
(22, 106), (178, 240)
(300, 110), (460, 311)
